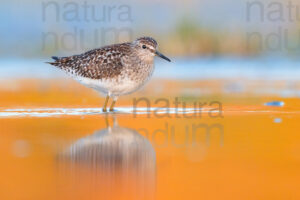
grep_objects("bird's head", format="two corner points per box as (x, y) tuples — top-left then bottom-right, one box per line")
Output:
(132, 37), (171, 63)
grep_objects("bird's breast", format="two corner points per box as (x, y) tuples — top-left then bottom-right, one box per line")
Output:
(123, 62), (155, 82)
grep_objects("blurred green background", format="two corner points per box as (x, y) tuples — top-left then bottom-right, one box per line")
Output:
(1, 0), (300, 59)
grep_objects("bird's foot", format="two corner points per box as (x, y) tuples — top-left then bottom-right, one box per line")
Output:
(102, 108), (107, 112)
(109, 108), (114, 112)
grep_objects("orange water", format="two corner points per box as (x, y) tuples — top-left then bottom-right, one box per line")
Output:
(0, 79), (300, 200)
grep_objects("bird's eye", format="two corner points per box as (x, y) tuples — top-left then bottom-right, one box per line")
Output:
(142, 45), (147, 49)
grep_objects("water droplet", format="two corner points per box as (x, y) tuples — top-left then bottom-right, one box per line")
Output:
(274, 118), (282, 123)
(264, 101), (284, 107)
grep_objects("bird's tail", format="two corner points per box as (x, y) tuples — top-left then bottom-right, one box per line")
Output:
(46, 56), (70, 68)
(46, 56), (60, 65)
(51, 56), (59, 61)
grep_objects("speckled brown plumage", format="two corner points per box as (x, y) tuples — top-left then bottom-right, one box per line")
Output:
(48, 43), (132, 80)
(47, 36), (170, 109)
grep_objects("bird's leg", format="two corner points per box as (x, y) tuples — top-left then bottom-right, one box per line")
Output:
(109, 97), (118, 112)
(109, 100), (116, 112)
(102, 95), (109, 112)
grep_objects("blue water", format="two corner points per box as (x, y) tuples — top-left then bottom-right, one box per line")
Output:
(264, 101), (285, 107)
(0, 58), (300, 80)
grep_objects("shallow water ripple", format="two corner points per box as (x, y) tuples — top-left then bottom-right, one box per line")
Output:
(0, 107), (300, 118)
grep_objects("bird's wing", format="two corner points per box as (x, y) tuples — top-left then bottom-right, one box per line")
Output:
(48, 43), (132, 79)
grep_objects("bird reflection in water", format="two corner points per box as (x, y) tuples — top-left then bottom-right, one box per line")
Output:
(57, 115), (156, 200)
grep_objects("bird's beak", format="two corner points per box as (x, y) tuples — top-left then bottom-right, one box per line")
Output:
(155, 50), (171, 62)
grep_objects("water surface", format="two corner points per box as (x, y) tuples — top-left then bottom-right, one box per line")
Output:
(1, 59), (300, 199)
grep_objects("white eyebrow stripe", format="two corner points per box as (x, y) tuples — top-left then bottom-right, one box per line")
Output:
(149, 46), (155, 51)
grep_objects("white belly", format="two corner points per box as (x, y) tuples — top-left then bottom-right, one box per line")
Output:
(74, 76), (145, 97)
